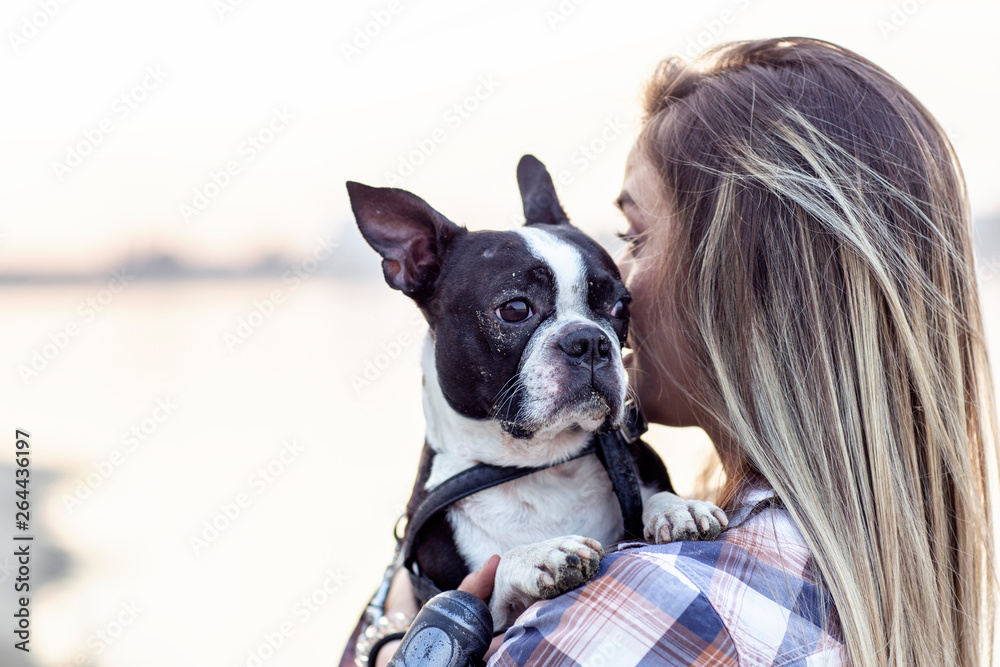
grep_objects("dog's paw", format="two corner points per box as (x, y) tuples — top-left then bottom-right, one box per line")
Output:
(531, 535), (604, 599)
(490, 535), (604, 629)
(642, 491), (728, 543)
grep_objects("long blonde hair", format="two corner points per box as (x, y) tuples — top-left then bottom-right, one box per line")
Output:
(636, 38), (998, 666)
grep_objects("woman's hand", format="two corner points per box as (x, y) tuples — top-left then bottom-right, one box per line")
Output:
(458, 554), (500, 600)
(459, 555), (504, 661)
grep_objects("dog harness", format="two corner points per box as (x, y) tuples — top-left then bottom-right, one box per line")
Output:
(363, 403), (650, 626)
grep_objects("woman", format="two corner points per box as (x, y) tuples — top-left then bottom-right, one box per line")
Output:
(472, 37), (996, 666)
(375, 37), (997, 666)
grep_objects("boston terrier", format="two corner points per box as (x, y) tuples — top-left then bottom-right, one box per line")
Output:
(345, 155), (726, 634)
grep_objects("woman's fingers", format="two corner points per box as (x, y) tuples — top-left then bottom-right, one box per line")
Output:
(458, 554), (500, 602)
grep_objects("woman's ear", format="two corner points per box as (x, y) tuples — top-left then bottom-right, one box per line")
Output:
(346, 181), (465, 299)
(516, 154), (570, 226)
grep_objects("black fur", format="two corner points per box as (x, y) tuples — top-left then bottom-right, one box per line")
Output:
(404, 446), (469, 594)
(517, 154), (570, 225)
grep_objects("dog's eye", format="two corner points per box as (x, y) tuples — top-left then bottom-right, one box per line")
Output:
(611, 298), (630, 319)
(496, 300), (531, 323)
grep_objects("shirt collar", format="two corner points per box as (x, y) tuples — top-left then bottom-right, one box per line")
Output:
(725, 485), (779, 529)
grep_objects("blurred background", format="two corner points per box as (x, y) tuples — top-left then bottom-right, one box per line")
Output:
(1, 1), (998, 665)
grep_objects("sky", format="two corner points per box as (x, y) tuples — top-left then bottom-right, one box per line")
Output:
(2, 3), (999, 665)
(1, 0), (998, 274)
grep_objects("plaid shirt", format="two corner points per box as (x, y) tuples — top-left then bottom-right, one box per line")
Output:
(489, 488), (846, 666)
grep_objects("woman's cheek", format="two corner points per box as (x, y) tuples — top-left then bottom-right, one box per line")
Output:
(624, 265), (654, 386)
(626, 294), (669, 420)
(634, 333), (670, 424)
(627, 274), (699, 427)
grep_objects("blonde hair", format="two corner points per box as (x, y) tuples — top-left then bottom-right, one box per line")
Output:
(636, 38), (998, 666)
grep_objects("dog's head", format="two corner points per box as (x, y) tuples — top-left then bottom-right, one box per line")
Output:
(346, 155), (630, 440)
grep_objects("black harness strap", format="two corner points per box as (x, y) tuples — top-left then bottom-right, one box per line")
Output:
(402, 441), (598, 571)
(402, 403), (650, 586)
(594, 428), (644, 540)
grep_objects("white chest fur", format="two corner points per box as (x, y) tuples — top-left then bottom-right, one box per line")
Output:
(420, 334), (626, 571)
(441, 453), (624, 571)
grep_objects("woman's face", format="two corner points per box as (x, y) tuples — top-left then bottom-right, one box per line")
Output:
(616, 148), (703, 428)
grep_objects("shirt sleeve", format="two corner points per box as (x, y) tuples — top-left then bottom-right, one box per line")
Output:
(488, 549), (740, 667)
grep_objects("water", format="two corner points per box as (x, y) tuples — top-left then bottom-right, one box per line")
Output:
(3, 277), (433, 667)
(1, 275), (996, 667)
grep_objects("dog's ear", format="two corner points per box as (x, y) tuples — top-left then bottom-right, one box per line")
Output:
(346, 181), (464, 299)
(517, 154), (570, 226)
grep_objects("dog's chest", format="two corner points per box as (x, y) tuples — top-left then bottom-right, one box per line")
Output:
(440, 455), (624, 571)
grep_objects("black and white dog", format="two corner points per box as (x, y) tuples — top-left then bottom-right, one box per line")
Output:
(345, 156), (725, 634)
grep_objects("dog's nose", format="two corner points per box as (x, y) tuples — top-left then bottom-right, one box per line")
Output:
(559, 326), (612, 367)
